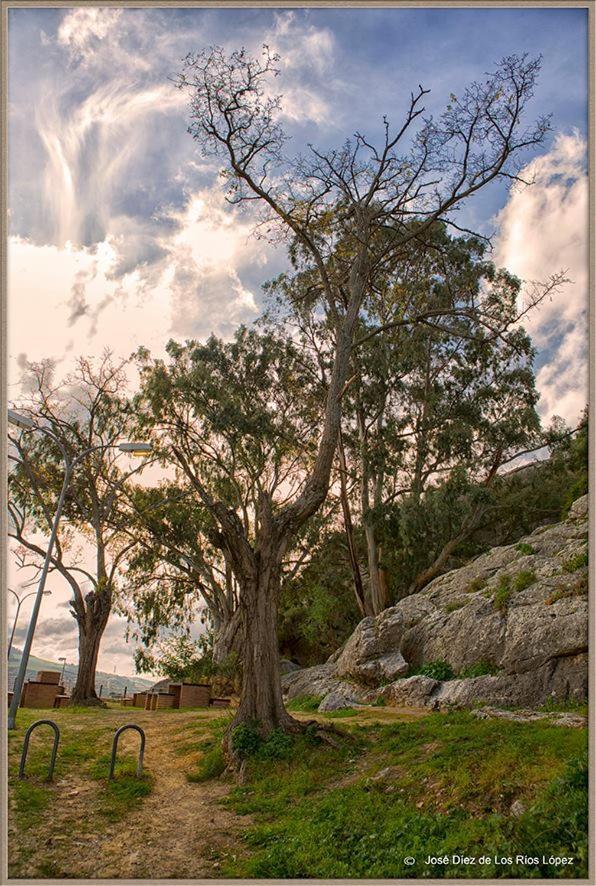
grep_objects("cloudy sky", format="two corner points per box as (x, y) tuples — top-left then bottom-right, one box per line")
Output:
(7, 5), (589, 677)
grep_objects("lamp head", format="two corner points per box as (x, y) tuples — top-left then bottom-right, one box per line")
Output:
(118, 441), (153, 456)
(8, 409), (37, 430)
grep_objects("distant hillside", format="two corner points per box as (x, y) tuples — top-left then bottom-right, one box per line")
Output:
(8, 647), (153, 697)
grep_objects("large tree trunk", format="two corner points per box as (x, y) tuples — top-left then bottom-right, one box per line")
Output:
(227, 555), (299, 745)
(71, 589), (110, 705)
(212, 607), (243, 663)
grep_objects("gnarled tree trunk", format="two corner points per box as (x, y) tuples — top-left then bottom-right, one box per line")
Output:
(70, 588), (111, 705)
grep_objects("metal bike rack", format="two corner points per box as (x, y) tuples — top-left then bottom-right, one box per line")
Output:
(109, 724), (146, 779)
(19, 719), (60, 781)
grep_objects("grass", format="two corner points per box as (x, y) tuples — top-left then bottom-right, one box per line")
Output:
(515, 542), (535, 555)
(493, 575), (513, 613)
(286, 694), (322, 712)
(445, 599), (468, 613)
(8, 708), (154, 831)
(561, 550), (588, 573)
(409, 660), (455, 681)
(465, 576), (486, 593)
(221, 711), (588, 880)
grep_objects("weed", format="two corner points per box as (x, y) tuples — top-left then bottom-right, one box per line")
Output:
(493, 575), (512, 613)
(515, 542), (535, 555)
(465, 576), (486, 593)
(445, 599), (467, 613)
(562, 550), (588, 573)
(512, 569), (536, 592)
(459, 661), (498, 678)
(546, 573), (588, 605)
(409, 660), (455, 681)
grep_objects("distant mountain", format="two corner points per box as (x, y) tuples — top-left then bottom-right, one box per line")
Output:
(8, 647), (153, 697)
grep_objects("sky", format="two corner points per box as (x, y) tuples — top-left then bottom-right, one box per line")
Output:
(6, 5), (589, 678)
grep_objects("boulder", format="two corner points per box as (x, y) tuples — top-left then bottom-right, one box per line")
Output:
(280, 659), (301, 675)
(318, 691), (358, 712)
(280, 662), (369, 703)
(305, 496), (588, 710)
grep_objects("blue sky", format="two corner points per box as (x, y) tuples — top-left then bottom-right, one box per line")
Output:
(7, 5), (589, 675)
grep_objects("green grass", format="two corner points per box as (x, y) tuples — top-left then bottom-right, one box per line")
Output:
(286, 694), (322, 712)
(445, 599), (468, 613)
(515, 542), (535, 555)
(561, 550), (588, 573)
(493, 576), (513, 613)
(459, 661), (499, 678)
(221, 712), (588, 880)
(322, 707), (358, 718)
(409, 660), (455, 681)
(511, 569), (536, 592)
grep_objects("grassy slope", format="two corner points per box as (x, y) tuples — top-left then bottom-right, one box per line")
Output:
(215, 711), (588, 880)
(8, 705), (588, 880)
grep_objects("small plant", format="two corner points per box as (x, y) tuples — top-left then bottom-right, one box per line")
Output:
(512, 569), (537, 592)
(459, 661), (498, 678)
(493, 575), (513, 613)
(562, 550), (588, 573)
(258, 729), (294, 760)
(545, 573), (588, 605)
(445, 599), (467, 613)
(465, 576), (486, 593)
(372, 696), (387, 707)
(411, 660), (455, 681)
(516, 542), (535, 555)
(231, 722), (262, 758)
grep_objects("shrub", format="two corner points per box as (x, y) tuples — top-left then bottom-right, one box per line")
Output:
(465, 576), (486, 593)
(562, 550), (588, 573)
(512, 569), (537, 592)
(515, 542), (535, 555)
(411, 660), (455, 681)
(445, 599), (467, 613)
(493, 575), (512, 613)
(258, 729), (294, 760)
(231, 723), (262, 758)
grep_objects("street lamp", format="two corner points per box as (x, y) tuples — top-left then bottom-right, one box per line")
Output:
(7, 408), (150, 729)
(58, 656), (67, 684)
(7, 587), (52, 659)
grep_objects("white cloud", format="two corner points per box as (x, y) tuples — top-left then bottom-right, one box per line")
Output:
(493, 131), (588, 426)
(57, 7), (123, 62)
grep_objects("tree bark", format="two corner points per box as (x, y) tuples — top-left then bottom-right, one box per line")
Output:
(227, 555), (299, 741)
(337, 429), (368, 616)
(70, 588), (111, 705)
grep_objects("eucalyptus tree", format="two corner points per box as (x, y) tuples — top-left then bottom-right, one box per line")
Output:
(162, 45), (553, 740)
(8, 355), (146, 704)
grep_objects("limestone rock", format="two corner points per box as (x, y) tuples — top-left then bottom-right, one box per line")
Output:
(302, 495), (588, 710)
(317, 691), (358, 712)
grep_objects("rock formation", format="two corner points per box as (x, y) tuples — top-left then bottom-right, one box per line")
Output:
(282, 495), (588, 710)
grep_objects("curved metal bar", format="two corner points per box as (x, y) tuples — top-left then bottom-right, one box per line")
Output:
(19, 719), (60, 781)
(109, 724), (146, 780)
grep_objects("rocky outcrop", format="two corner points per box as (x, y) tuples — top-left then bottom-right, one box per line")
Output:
(283, 496), (588, 709)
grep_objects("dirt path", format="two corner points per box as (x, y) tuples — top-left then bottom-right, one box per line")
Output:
(70, 711), (249, 880)
(96, 712), (248, 878)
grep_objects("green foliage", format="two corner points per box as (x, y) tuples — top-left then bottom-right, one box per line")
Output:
(465, 576), (487, 593)
(459, 661), (498, 678)
(410, 660), (455, 681)
(515, 542), (535, 555)
(562, 550), (588, 573)
(445, 599), (467, 613)
(493, 575), (513, 613)
(230, 723), (300, 762)
(512, 569), (536, 592)
(278, 529), (361, 665)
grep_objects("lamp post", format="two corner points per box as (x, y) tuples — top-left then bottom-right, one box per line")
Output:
(7, 408), (151, 729)
(7, 587), (52, 660)
(58, 656), (67, 684)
